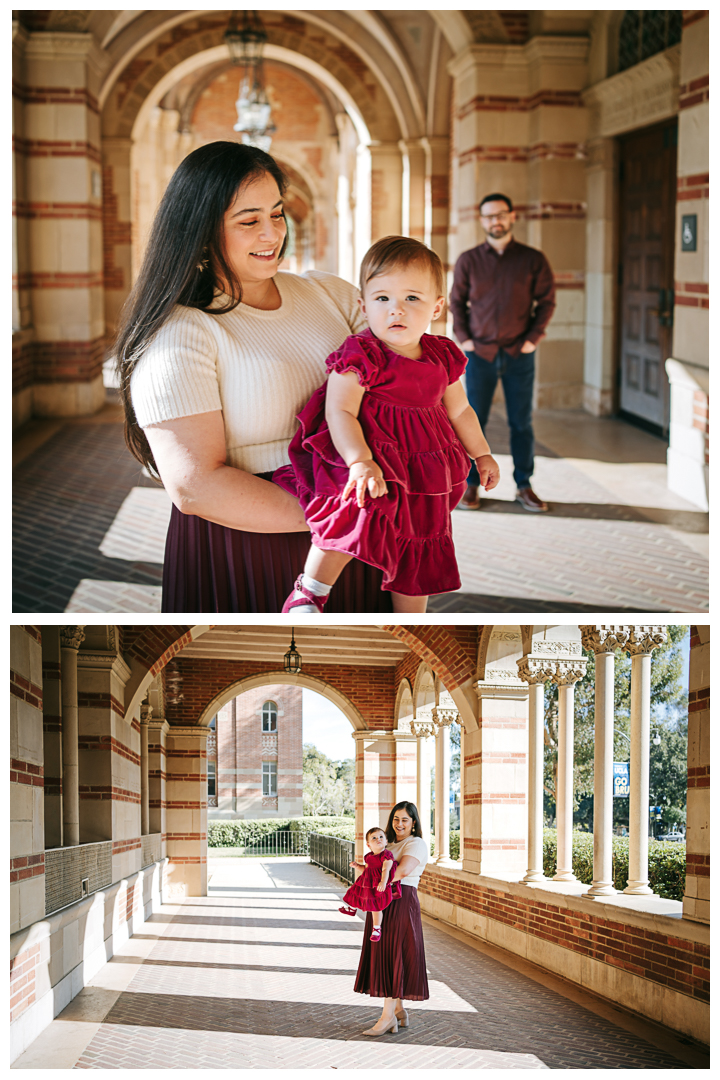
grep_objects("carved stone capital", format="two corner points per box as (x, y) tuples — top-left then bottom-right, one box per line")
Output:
(579, 625), (631, 654)
(410, 720), (436, 739)
(517, 656), (557, 684)
(140, 703), (153, 724)
(431, 707), (458, 728)
(60, 625), (86, 650)
(622, 626), (669, 657)
(549, 658), (588, 686)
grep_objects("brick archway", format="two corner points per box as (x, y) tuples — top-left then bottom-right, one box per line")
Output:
(196, 670), (369, 732)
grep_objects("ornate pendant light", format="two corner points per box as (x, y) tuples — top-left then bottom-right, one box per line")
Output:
(283, 627), (302, 675)
(224, 10), (276, 152)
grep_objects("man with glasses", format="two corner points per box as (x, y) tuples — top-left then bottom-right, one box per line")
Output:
(449, 193), (555, 511)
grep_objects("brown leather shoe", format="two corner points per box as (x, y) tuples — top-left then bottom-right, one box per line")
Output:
(515, 486), (548, 512)
(458, 484), (481, 510)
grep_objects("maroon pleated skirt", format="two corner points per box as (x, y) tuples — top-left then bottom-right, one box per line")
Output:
(161, 498), (393, 614)
(354, 885), (429, 1001)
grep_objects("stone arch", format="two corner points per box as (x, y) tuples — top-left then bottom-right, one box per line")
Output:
(195, 670), (369, 733)
(394, 677), (414, 732)
(123, 625), (213, 723)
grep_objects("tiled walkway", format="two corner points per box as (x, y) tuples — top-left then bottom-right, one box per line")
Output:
(13, 859), (705, 1070)
(12, 399), (708, 613)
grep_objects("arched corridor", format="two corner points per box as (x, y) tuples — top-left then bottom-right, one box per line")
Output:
(10, 623), (709, 1062)
(12, 857), (706, 1069)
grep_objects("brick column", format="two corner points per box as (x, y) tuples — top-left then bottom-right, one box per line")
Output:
(399, 138), (426, 241)
(10, 626), (45, 935)
(368, 141), (403, 242)
(41, 627), (63, 849)
(583, 137), (618, 415)
(60, 625), (85, 847)
(165, 726), (209, 898)
(622, 627), (668, 895)
(140, 703), (151, 836)
(13, 31), (108, 418)
(464, 673), (528, 878)
(147, 718), (168, 842)
(684, 625), (709, 923)
(392, 730), (418, 806)
(76, 642), (137, 882)
(353, 731), (396, 853)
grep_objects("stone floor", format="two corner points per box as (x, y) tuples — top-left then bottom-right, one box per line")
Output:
(12, 396), (708, 613)
(12, 858), (707, 1070)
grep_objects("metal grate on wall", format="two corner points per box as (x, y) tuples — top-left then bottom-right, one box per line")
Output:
(44, 841), (112, 915)
(618, 10), (683, 73)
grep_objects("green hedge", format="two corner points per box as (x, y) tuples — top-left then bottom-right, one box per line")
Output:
(429, 832), (461, 860)
(207, 816), (355, 848)
(542, 828), (686, 902)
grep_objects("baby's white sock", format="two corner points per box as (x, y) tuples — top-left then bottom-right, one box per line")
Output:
(291, 574), (332, 613)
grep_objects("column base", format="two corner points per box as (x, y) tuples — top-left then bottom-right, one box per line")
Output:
(522, 870), (547, 883)
(552, 871), (579, 883)
(623, 882), (654, 895)
(436, 855), (455, 867)
(583, 882), (617, 898)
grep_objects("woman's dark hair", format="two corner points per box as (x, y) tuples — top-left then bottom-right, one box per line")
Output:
(114, 140), (288, 474)
(385, 801), (422, 842)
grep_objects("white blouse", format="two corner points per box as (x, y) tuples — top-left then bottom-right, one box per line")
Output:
(388, 835), (429, 889)
(130, 269), (366, 476)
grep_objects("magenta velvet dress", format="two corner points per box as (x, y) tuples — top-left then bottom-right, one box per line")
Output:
(342, 850), (402, 912)
(273, 328), (472, 596)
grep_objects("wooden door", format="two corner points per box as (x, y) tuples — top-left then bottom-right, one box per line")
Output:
(618, 121), (677, 431)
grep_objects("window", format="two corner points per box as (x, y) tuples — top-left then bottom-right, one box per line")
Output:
(209, 716), (216, 730)
(262, 700), (278, 732)
(618, 11), (682, 73)
(207, 761), (216, 797)
(262, 761), (277, 796)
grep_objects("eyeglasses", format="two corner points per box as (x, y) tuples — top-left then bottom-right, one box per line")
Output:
(481, 211), (511, 222)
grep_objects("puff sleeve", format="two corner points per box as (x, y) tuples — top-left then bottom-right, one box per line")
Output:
(325, 331), (384, 388)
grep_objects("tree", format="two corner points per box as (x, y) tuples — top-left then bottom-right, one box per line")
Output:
(543, 626), (689, 833)
(302, 744), (355, 816)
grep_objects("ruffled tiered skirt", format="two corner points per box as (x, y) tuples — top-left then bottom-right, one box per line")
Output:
(273, 386), (471, 596)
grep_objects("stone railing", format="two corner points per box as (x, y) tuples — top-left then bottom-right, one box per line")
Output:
(141, 832), (162, 868)
(44, 841), (112, 915)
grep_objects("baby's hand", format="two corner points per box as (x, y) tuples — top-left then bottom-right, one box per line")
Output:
(350, 859), (365, 870)
(342, 460), (387, 508)
(476, 454), (500, 492)
(376, 880), (387, 892)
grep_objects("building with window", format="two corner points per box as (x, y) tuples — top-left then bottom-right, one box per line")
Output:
(208, 684), (303, 819)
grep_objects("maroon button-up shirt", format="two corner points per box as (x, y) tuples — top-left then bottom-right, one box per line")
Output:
(449, 238), (556, 361)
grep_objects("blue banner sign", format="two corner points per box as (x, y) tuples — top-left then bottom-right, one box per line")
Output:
(613, 762), (630, 797)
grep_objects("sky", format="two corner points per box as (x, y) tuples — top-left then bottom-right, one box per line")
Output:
(302, 688), (355, 761)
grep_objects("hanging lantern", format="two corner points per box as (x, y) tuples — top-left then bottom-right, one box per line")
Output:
(225, 10), (275, 151)
(283, 628), (302, 675)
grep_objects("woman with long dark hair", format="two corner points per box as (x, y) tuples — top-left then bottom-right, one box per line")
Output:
(352, 800), (429, 1034)
(116, 140), (391, 612)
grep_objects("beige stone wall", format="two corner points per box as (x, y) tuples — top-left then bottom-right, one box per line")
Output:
(447, 38), (589, 408)
(10, 627), (45, 936)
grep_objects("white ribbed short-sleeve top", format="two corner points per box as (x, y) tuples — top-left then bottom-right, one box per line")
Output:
(387, 835), (429, 889)
(130, 269), (366, 476)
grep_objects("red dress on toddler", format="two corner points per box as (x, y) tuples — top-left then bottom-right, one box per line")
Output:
(342, 849), (402, 912)
(273, 328), (472, 596)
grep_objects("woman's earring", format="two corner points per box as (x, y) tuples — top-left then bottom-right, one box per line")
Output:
(196, 250), (209, 272)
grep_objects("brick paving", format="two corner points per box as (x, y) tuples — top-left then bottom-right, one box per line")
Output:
(71, 858), (693, 1070)
(13, 406), (708, 613)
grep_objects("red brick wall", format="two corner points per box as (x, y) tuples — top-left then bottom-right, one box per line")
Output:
(418, 868), (710, 1004)
(385, 625), (480, 691)
(163, 659), (396, 731)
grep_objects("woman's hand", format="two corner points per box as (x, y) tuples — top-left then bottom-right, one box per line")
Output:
(342, 460), (387, 508)
(143, 410), (309, 533)
(392, 854), (420, 882)
(475, 453), (500, 492)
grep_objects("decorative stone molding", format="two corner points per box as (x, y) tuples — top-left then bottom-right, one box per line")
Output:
(140, 703), (153, 724)
(60, 626), (85, 651)
(621, 626), (669, 657)
(583, 44), (680, 138)
(410, 720), (436, 739)
(516, 657), (557, 684)
(579, 626), (632, 654)
(76, 651), (132, 685)
(531, 641), (582, 657)
(431, 707), (459, 728)
(549, 659), (588, 686)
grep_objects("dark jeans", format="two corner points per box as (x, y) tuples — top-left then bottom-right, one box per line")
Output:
(465, 347), (535, 489)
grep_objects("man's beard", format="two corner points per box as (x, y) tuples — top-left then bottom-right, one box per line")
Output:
(485, 224), (511, 240)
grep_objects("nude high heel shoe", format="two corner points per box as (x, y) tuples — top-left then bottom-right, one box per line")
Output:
(395, 1008), (409, 1027)
(361, 1016), (398, 1036)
